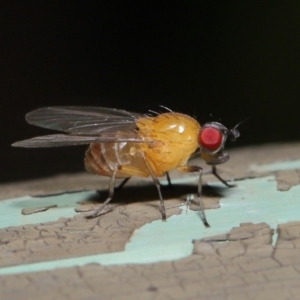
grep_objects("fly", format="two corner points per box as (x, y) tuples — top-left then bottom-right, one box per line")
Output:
(12, 106), (241, 227)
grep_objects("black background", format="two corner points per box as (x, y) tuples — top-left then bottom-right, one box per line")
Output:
(2, 1), (300, 182)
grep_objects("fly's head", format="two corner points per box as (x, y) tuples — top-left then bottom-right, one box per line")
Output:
(198, 122), (240, 165)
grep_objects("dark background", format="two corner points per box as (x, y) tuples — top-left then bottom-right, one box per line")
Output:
(1, 1), (300, 182)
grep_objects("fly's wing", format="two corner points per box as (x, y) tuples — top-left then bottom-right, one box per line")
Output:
(12, 132), (145, 148)
(25, 106), (144, 134)
(12, 106), (150, 148)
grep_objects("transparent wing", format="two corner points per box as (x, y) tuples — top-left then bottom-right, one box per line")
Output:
(25, 106), (144, 134)
(12, 132), (146, 148)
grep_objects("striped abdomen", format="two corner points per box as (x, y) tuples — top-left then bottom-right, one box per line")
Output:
(84, 142), (149, 178)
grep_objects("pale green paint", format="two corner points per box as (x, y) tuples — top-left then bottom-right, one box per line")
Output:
(0, 191), (96, 229)
(0, 160), (300, 275)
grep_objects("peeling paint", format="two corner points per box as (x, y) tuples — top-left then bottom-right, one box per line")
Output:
(0, 191), (96, 229)
(0, 174), (300, 275)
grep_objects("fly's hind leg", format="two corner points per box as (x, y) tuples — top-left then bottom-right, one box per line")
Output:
(76, 166), (119, 219)
(177, 165), (210, 228)
(77, 164), (151, 219)
(212, 165), (235, 188)
(95, 176), (130, 196)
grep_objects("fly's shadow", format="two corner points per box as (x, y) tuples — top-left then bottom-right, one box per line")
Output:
(78, 182), (227, 209)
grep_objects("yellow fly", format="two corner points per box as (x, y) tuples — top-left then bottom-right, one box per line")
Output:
(13, 106), (240, 227)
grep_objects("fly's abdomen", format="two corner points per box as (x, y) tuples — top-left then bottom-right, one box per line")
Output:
(84, 142), (149, 178)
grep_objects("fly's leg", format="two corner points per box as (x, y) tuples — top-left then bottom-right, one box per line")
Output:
(185, 194), (194, 212)
(177, 165), (210, 228)
(151, 172), (166, 221)
(115, 177), (131, 191)
(115, 170), (171, 193)
(142, 157), (166, 221)
(212, 165), (235, 188)
(95, 176), (129, 197)
(83, 166), (119, 219)
(165, 172), (173, 188)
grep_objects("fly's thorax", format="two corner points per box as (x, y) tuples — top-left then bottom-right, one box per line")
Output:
(137, 112), (201, 174)
(137, 112), (200, 144)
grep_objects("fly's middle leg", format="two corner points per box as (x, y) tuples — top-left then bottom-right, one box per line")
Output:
(115, 177), (131, 191)
(141, 155), (167, 221)
(115, 170), (168, 192)
(150, 170), (167, 221)
(165, 172), (173, 188)
(177, 165), (210, 228)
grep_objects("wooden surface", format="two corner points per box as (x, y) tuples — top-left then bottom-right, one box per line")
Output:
(1, 142), (300, 299)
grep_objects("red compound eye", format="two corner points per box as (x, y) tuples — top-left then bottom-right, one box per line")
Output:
(199, 127), (223, 151)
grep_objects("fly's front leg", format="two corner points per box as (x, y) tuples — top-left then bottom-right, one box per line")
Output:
(76, 166), (119, 219)
(177, 165), (210, 228)
(212, 165), (235, 188)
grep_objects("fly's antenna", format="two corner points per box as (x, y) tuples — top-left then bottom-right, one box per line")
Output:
(159, 105), (173, 112)
(233, 116), (252, 130)
(228, 116), (251, 141)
